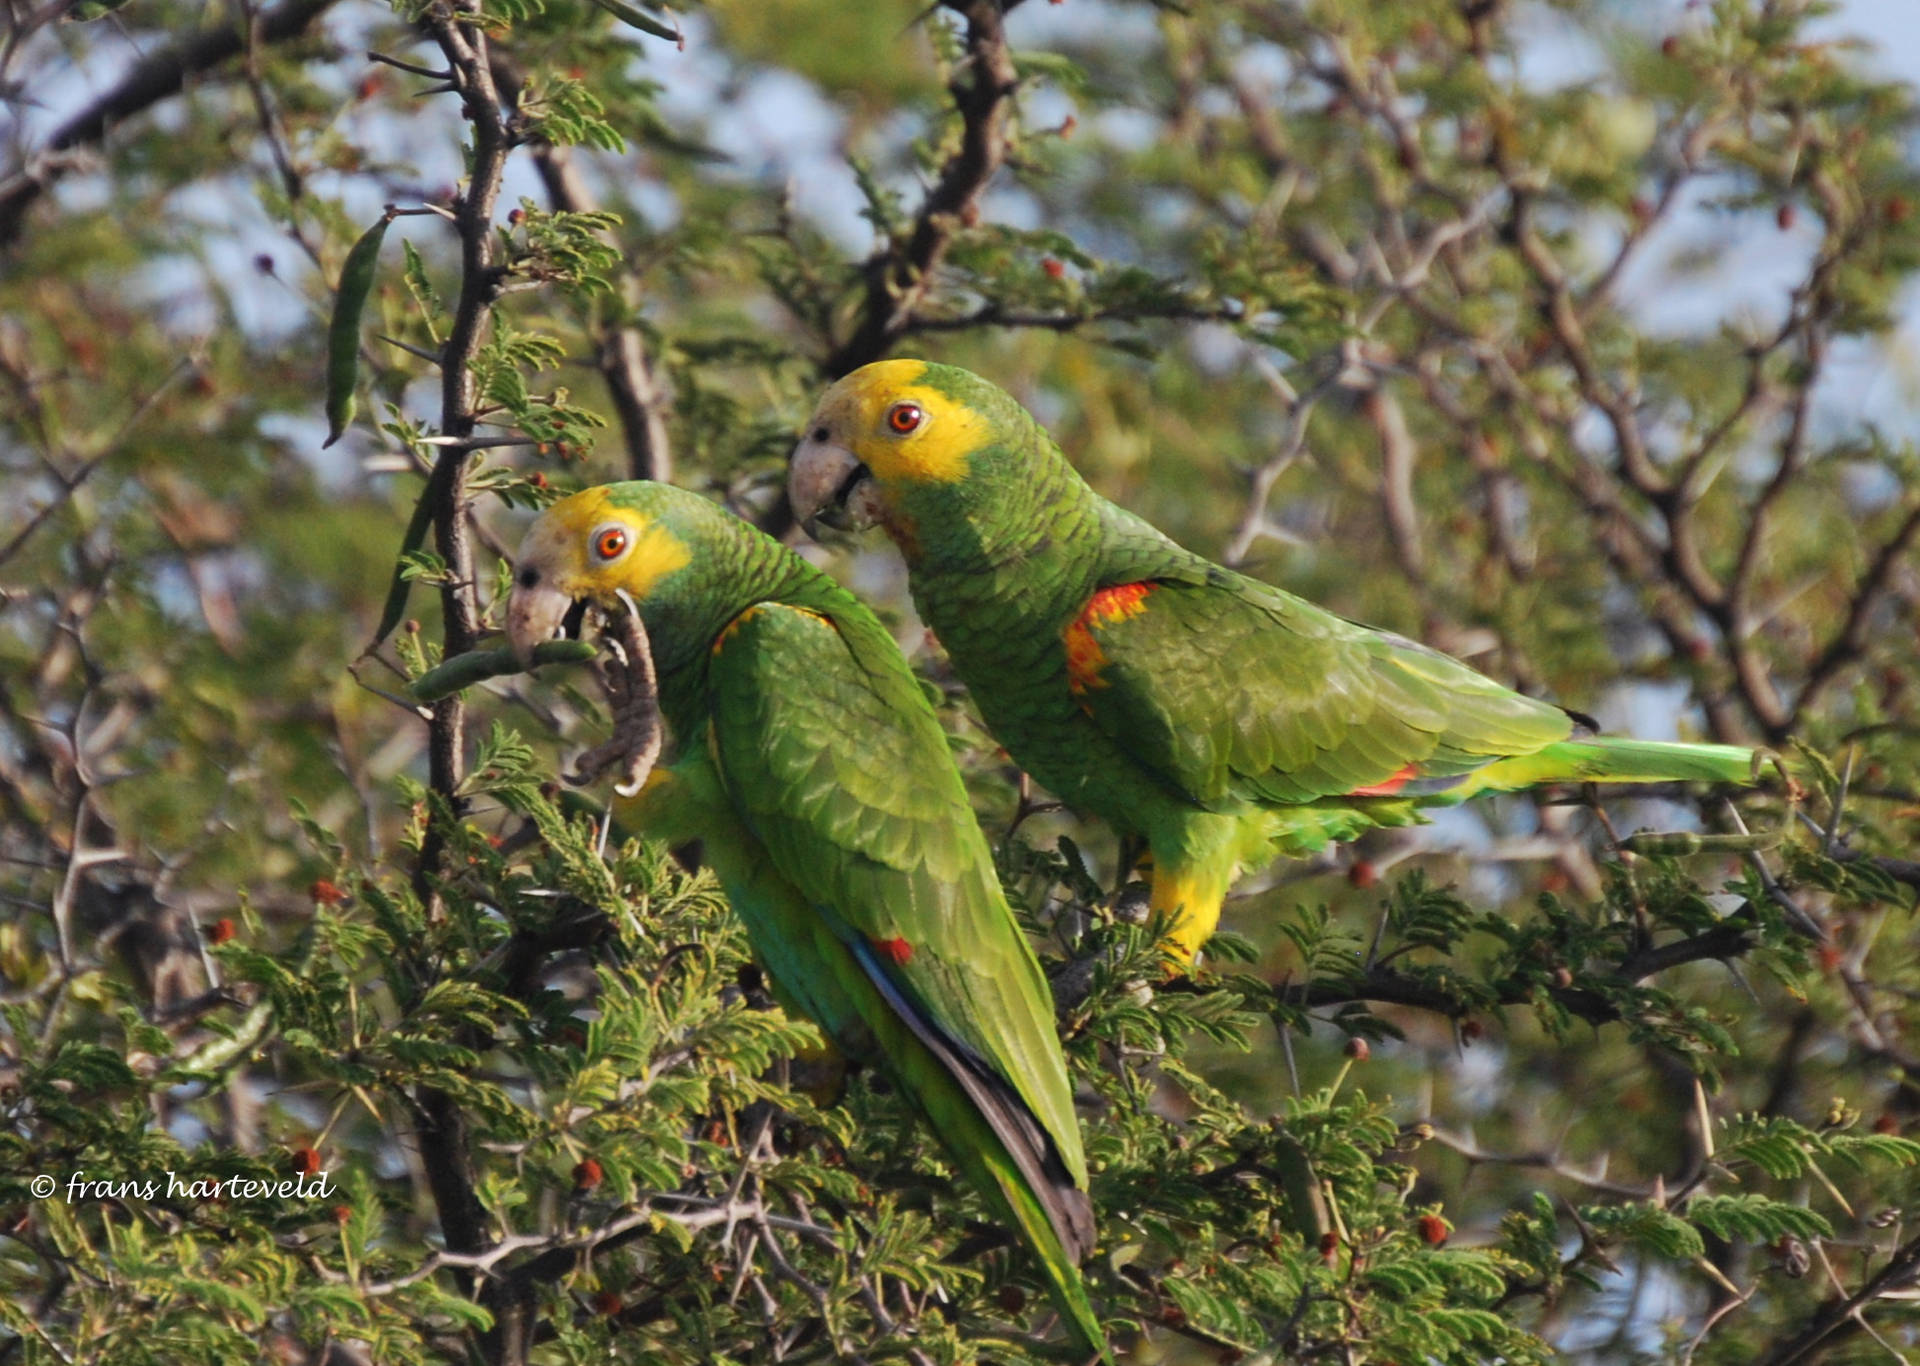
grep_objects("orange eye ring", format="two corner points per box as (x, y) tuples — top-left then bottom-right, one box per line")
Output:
(593, 526), (629, 561)
(886, 401), (924, 435)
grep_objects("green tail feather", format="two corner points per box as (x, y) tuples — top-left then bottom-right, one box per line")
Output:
(1462, 737), (1762, 795)
(975, 1160), (1109, 1363)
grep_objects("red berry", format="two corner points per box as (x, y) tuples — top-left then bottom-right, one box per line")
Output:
(591, 1290), (622, 1317)
(1776, 203), (1797, 231)
(1660, 34), (1680, 57)
(572, 1158), (604, 1190)
(309, 878), (347, 906)
(1344, 1037), (1370, 1063)
(205, 917), (236, 945)
(1348, 860), (1378, 889)
(1876, 1113), (1900, 1135)
(332, 1205), (352, 1226)
(995, 1284), (1027, 1313)
(290, 1147), (322, 1176)
(1042, 257), (1065, 279)
(1459, 1019), (1485, 1043)
(1417, 1213), (1449, 1246)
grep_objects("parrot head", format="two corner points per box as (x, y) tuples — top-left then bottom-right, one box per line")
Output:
(505, 482), (702, 668)
(789, 359), (1039, 560)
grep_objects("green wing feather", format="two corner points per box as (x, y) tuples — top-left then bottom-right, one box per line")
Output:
(704, 603), (1083, 1172)
(1074, 569), (1574, 809)
(699, 599), (1105, 1353)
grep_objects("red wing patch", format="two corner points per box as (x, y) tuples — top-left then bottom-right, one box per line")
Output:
(875, 936), (913, 966)
(1347, 763), (1417, 798)
(1064, 582), (1155, 695)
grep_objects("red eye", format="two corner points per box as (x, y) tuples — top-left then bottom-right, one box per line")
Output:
(886, 402), (923, 435)
(593, 526), (628, 560)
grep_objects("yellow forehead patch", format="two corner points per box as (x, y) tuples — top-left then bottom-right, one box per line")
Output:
(816, 360), (991, 486)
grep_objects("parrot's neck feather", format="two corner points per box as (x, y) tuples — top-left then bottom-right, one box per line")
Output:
(644, 539), (849, 736)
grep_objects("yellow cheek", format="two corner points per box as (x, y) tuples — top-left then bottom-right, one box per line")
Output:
(615, 522), (692, 595)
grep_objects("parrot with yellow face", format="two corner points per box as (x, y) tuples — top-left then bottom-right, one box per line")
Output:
(789, 359), (1762, 964)
(504, 480), (1106, 1359)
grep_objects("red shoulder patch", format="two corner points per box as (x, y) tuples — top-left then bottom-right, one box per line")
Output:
(875, 936), (913, 966)
(1347, 762), (1418, 797)
(1064, 582), (1155, 695)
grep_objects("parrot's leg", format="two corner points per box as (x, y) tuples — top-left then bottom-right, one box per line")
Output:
(1148, 815), (1243, 964)
(761, 970), (853, 1106)
(1106, 834), (1155, 927)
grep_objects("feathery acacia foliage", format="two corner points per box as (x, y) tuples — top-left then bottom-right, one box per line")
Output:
(3, 0), (1920, 1362)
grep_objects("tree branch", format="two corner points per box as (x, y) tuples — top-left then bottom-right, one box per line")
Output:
(0, 0), (340, 250)
(1789, 498), (1920, 736)
(1753, 1228), (1920, 1366)
(488, 52), (673, 482)
(1274, 921), (1756, 1028)
(406, 5), (519, 1361)
(823, 0), (1020, 378)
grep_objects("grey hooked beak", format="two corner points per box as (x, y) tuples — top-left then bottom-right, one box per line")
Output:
(789, 430), (880, 536)
(505, 566), (585, 668)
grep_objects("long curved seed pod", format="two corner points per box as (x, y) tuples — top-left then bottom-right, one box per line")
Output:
(407, 640), (598, 703)
(364, 487), (436, 656)
(1621, 829), (1782, 856)
(323, 209), (394, 448)
(582, 0), (680, 42)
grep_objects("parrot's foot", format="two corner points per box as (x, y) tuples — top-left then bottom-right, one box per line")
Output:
(787, 1041), (851, 1107)
(566, 591), (663, 797)
(1110, 879), (1152, 925)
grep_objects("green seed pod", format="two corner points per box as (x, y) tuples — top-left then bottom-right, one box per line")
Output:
(365, 490), (436, 656)
(1621, 829), (1781, 856)
(582, 0), (681, 41)
(407, 640), (598, 703)
(323, 211), (393, 449)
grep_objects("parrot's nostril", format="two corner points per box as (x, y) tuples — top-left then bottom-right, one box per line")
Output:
(517, 566), (539, 589)
(812, 427), (829, 443)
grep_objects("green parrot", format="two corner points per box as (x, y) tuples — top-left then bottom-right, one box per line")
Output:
(788, 360), (1764, 964)
(505, 481), (1106, 1358)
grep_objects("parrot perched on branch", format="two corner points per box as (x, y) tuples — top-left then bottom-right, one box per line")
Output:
(789, 359), (1764, 964)
(505, 482), (1106, 1358)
